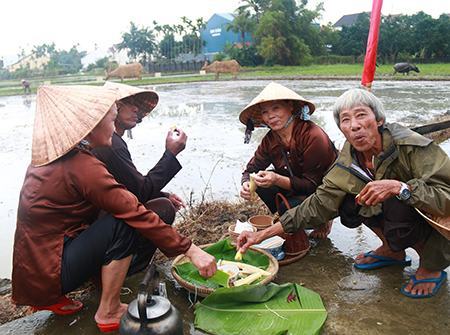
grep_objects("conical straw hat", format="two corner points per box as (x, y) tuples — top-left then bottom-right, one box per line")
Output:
(239, 82), (316, 127)
(104, 81), (158, 120)
(415, 208), (450, 240)
(32, 85), (119, 167)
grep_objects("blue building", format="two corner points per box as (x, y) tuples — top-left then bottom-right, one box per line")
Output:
(201, 13), (253, 60)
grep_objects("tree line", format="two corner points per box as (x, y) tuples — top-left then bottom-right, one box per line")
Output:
(1, 0), (448, 79)
(224, 0), (449, 66)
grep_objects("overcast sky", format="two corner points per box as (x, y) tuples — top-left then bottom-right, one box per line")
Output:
(1, 0), (449, 64)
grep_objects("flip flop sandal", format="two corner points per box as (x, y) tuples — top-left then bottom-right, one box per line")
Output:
(400, 271), (447, 299)
(354, 250), (412, 270)
(32, 295), (83, 315)
(97, 322), (120, 333)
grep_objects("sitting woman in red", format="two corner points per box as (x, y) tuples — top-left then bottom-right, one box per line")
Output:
(12, 85), (216, 332)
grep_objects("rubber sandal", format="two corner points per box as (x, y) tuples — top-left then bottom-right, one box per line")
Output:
(32, 295), (83, 315)
(400, 271), (447, 299)
(354, 250), (411, 270)
(97, 322), (120, 333)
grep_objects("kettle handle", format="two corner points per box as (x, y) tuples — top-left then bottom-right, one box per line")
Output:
(137, 259), (156, 322)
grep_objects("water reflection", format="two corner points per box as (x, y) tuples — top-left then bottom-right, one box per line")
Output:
(0, 81), (449, 281)
(22, 96), (32, 109)
(0, 81), (449, 335)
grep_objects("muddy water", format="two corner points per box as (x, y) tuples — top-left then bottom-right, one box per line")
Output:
(0, 80), (449, 334)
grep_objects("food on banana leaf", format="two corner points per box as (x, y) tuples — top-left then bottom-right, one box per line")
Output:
(234, 272), (264, 287)
(219, 260), (271, 276)
(173, 239), (273, 291)
(234, 250), (243, 261)
(217, 260), (270, 287)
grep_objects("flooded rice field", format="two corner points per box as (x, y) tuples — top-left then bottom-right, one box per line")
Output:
(0, 80), (449, 334)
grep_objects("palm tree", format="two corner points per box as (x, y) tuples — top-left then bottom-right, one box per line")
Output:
(238, 0), (270, 22)
(227, 7), (256, 42)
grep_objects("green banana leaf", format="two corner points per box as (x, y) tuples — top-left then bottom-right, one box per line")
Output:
(195, 283), (327, 335)
(174, 239), (270, 289)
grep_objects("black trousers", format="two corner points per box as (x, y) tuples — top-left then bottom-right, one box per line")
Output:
(61, 197), (175, 294)
(256, 186), (306, 215)
(338, 195), (432, 252)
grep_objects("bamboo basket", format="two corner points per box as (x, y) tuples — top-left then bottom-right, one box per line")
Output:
(171, 244), (279, 297)
(228, 224), (257, 243)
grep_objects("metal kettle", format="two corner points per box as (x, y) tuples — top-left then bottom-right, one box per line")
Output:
(119, 263), (183, 335)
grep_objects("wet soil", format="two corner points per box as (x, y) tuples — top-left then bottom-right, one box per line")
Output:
(1, 204), (449, 335)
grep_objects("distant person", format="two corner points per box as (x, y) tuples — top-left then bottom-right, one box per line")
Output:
(239, 82), (337, 239)
(12, 85), (216, 333)
(21, 79), (31, 94)
(238, 88), (450, 299)
(93, 82), (187, 273)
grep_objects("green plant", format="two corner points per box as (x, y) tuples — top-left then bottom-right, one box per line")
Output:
(213, 52), (227, 61)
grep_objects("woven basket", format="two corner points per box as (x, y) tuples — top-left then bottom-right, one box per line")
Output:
(171, 244), (279, 297)
(278, 247), (310, 266)
(228, 224), (257, 243)
(415, 208), (450, 240)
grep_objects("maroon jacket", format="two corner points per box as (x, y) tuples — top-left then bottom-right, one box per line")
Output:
(12, 149), (191, 306)
(242, 119), (337, 196)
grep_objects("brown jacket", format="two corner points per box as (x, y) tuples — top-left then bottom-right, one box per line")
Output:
(12, 149), (191, 306)
(242, 119), (337, 195)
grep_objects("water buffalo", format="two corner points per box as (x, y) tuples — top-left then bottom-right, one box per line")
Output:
(393, 63), (420, 75)
(105, 62), (143, 81)
(201, 60), (241, 80)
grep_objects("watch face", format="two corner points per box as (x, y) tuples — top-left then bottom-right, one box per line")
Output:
(400, 188), (411, 200)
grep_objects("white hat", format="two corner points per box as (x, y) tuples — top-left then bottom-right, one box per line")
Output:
(32, 85), (118, 166)
(239, 82), (315, 127)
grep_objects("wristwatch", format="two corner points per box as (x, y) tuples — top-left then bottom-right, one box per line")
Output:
(397, 182), (411, 201)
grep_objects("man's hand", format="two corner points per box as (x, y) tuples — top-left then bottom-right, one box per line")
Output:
(236, 230), (261, 253)
(253, 171), (278, 188)
(168, 193), (185, 211)
(185, 244), (217, 278)
(237, 221), (286, 253)
(240, 181), (252, 200)
(166, 127), (187, 156)
(356, 180), (403, 206)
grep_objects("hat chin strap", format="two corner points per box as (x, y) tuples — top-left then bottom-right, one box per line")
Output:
(283, 114), (295, 129)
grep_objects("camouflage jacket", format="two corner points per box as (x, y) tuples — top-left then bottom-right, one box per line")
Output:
(280, 123), (450, 233)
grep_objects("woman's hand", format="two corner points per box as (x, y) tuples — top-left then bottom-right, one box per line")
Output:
(240, 181), (252, 200)
(356, 180), (402, 206)
(254, 171), (278, 188)
(185, 244), (217, 278)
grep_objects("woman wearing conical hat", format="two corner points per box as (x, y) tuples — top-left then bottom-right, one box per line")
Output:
(239, 82), (337, 240)
(12, 85), (216, 332)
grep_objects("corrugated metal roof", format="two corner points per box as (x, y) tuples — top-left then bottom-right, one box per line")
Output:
(216, 13), (235, 21)
(333, 12), (367, 28)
